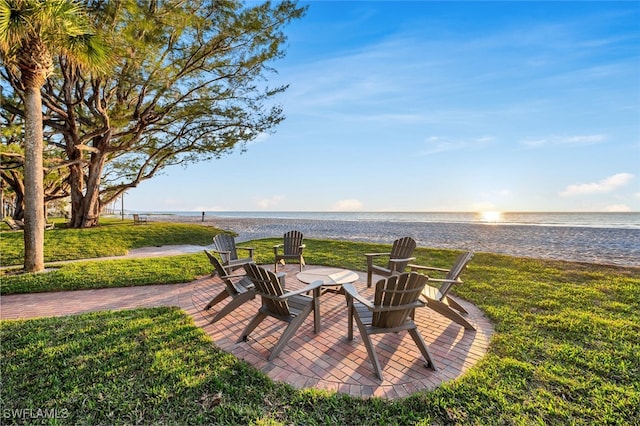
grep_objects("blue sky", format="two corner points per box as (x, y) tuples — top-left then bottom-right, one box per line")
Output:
(129, 1), (640, 213)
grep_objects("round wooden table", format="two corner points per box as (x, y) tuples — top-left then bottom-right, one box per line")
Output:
(297, 267), (359, 294)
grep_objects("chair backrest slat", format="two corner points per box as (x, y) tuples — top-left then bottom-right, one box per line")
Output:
(213, 234), (239, 264)
(205, 250), (240, 296)
(439, 251), (474, 297)
(244, 263), (290, 316)
(388, 237), (417, 270)
(283, 230), (304, 256)
(373, 272), (427, 328)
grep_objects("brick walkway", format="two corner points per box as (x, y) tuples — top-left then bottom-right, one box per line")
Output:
(0, 264), (494, 399)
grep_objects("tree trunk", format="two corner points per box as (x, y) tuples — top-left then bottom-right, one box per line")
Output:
(67, 149), (106, 228)
(68, 161), (84, 228)
(23, 85), (45, 272)
(1, 170), (26, 220)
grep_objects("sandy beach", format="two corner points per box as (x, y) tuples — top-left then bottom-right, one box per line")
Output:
(149, 214), (640, 268)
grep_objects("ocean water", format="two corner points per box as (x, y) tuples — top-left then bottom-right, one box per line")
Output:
(162, 211), (640, 229)
(147, 211), (640, 267)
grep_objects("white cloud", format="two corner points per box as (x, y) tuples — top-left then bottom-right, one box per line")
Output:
(421, 136), (494, 155)
(256, 195), (284, 209)
(604, 204), (632, 212)
(559, 173), (635, 196)
(331, 199), (363, 211)
(248, 132), (270, 145)
(521, 134), (607, 148)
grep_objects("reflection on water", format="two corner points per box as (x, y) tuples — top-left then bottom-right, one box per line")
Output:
(479, 211), (502, 223)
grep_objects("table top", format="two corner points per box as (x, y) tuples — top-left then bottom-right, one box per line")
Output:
(297, 267), (359, 286)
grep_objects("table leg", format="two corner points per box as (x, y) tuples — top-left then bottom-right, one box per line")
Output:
(313, 287), (321, 333)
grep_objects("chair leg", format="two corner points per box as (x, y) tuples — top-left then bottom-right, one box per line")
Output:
(408, 327), (437, 371)
(204, 290), (229, 310)
(269, 304), (313, 361)
(312, 287), (321, 334)
(208, 292), (254, 324)
(354, 317), (384, 381)
(346, 296), (355, 340)
(445, 296), (469, 314)
(427, 299), (476, 331)
(237, 311), (268, 343)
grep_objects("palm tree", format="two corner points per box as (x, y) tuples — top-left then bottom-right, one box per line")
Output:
(0, 0), (107, 272)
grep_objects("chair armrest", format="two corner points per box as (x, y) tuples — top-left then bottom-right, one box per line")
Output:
(387, 257), (416, 273)
(389, 257), (416, 264)
(299, 244), (306, 249)
(369, 300), (425, 313)
(364, 252), (391, 268)
(210, 248), (231, 256)
(427, 278), (462, 285)
(280, 280), (323, 299)
(342, 283), (374, 309)
(364, 252), (391, 258)
(407, 264), (450, 273)
(238, 247), (255, 258)
(220, 273), (247, 280)
(390, 257), (416, 263)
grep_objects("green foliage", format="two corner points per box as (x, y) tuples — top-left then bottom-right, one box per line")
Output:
(1, 225), (638, 423)
(0, 0), (308, 227)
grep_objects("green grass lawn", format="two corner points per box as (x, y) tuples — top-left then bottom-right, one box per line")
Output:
(1, 222), (639, 424)
(0, 218), (223, 267)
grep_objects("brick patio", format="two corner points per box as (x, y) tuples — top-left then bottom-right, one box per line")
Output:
(0, 264), (493, 399)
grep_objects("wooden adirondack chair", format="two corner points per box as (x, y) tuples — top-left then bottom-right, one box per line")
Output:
(343, 272), (437, 381)
(203, 251), (256, 324)
(408, 251), (476, 330)
(364, 236), (417, 287)
(211, 234), (255, 274)
(238, 263), (322, 361)
(273, 230), (306, 272)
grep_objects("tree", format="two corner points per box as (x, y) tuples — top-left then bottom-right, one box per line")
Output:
(0, 0), (108, 271)
(3, 0), (306, 228)
(1, 113), (71, 220)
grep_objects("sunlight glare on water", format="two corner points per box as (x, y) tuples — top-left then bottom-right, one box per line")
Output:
(480, 211), (503, 223)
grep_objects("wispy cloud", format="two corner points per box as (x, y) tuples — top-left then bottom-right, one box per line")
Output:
(421, 136), (495, 155)
(605, 204), (632, 212)
(331, 199), (363, 211)
(559, 172), (635, 196)
(256, 195), (284, 209)
(521, 134), (607, 149)
(248, 132), (270, 145)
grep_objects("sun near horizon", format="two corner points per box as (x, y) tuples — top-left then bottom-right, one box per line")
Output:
(479, 211), (503, 223)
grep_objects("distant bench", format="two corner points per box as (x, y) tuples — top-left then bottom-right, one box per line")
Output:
(133, 214), (148, 224)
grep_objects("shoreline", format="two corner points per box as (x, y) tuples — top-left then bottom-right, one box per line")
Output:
(148, 215), (640, 268)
